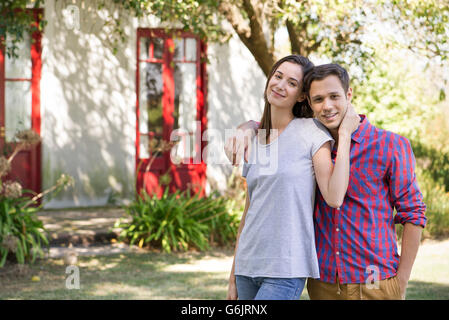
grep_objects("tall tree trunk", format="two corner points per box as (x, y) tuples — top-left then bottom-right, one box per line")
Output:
(286, 19), (302, 55)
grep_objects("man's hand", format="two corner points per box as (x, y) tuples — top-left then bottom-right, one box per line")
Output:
(396, 271), (408, 300)
(338, 102), (360, 137)
(224, 121), (258, 166)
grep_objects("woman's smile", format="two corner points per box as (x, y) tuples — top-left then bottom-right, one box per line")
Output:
(271, 89), (285, 98)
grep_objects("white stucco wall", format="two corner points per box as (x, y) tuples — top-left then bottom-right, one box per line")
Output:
(205, 35), (266, 194)
(41, 0), (136, 207)
(40, 0), (266, 208)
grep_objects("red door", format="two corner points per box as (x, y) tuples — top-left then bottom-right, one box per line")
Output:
(136, 29), (207, 197)
(0, 9), (42, 196)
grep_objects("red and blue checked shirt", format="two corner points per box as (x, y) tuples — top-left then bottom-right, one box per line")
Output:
(314, 115), (427, 284)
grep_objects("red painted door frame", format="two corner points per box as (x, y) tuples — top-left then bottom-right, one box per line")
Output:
(0, 9), (42, 197)
(136, 28), (207, 197)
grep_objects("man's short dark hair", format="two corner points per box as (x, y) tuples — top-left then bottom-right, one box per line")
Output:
(303, 63), (350, 97)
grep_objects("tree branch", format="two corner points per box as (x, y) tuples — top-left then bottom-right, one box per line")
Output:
(218, 0), (275, 76)
(218, 1), (251, 38)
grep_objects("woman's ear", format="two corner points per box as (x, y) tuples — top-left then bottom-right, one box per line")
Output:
(297, 92), (306, 102)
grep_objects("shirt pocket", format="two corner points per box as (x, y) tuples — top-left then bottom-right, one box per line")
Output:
(347, 168), (384, 199)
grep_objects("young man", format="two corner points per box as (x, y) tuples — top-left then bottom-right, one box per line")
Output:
(224, 63), (426, 300)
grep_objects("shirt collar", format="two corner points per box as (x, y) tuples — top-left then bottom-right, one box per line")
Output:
(351, 114), (369, 144)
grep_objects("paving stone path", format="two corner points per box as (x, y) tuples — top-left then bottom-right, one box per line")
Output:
(37, 207), (139, 258)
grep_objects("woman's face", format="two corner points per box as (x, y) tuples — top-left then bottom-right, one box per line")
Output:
(266, 61), (304, 109)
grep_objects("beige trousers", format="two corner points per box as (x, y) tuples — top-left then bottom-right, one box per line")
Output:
(307, 275), (403, 300)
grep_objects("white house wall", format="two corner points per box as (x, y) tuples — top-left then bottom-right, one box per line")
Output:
(205, 35), (266, 194)
(40, 0), (265, 208)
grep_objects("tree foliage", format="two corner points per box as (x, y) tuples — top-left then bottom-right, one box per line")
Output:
(0, 0), (46, 58)
(2, 0), (448, 76)
(106, 0), (449, 76)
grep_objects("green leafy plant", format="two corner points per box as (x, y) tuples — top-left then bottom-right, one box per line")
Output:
(115, 188), (240, 253)
(195, 193), (241, 247)
(0, 194), (47, 266)
(0, 130), (74, 267)
(0, 0), (47, 59)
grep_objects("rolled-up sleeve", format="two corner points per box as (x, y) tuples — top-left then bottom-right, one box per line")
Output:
(389, 135), (427, 227)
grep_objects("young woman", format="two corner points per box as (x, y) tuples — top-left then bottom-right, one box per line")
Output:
(227, 55), (359, 300)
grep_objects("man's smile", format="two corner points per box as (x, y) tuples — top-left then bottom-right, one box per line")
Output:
(322, 112), (338, 121)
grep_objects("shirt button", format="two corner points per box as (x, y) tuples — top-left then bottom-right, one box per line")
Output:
(336, 251), (340, 255)
(336, 228), (340, 232)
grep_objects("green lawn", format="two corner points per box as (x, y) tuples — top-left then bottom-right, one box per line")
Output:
(0, 239), (448, 300)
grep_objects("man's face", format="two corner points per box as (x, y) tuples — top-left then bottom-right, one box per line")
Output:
(308, 75), (352, 133)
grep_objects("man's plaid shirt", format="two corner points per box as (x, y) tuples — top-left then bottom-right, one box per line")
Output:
(314, 115), (427, 284)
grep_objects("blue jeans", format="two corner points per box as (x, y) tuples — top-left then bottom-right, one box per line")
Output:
(235, 275), (306, 300)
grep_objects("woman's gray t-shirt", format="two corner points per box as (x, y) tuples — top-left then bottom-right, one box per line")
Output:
(235, 118), (333, 279)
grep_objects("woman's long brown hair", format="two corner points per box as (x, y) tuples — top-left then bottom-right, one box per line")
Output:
(259, 55), (314, 141)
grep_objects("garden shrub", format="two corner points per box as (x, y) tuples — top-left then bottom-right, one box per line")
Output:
(0, 194), (48, 267)
(0, 130), (74, 267)
(115, 188), (241, 253)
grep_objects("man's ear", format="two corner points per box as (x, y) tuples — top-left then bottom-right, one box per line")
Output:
(346, 87), (353, 102)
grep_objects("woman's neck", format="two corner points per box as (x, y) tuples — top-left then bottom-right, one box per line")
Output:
(270, 105), (294, 131)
